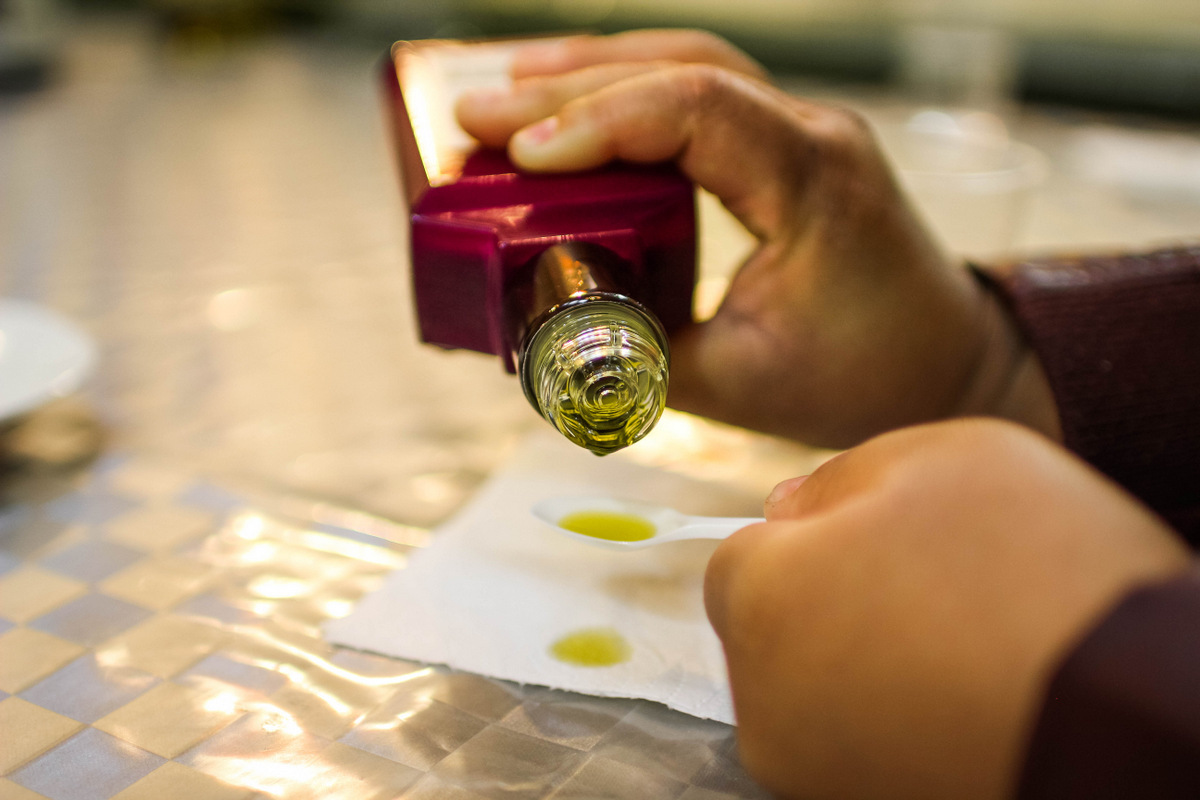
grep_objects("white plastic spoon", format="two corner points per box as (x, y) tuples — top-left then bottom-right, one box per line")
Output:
(532, 495), (764, 551)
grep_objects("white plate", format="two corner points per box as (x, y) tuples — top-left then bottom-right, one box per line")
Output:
(0, 299), (98, 423)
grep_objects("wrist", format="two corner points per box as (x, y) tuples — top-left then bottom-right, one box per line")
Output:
(954, 267), (1063, 441)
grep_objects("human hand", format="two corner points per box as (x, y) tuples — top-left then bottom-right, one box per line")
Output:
(455, 30), (1060, 449)
(704, 419), (1188, 800)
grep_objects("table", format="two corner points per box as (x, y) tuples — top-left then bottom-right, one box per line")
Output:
(2, 16), (1197, 800)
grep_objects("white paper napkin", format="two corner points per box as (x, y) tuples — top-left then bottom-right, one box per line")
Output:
(324, 430), (767, 724)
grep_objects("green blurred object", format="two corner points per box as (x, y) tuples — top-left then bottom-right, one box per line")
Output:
(54, 0), (1200, 117)
(0, 0), (61, 93)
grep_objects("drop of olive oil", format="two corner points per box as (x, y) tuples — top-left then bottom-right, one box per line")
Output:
(558, 510), (656, 542)
(550, 627), (632, 667)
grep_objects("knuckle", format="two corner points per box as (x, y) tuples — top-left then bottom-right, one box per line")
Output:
(529, 78), (559, 108)
(559, 34), (599, 63)
(706, 522), (796, 637)
(794, 104), (896, 212)
(669, 63), (738, 114)
(515, 73), (564, 108)
(809, 105), (876, 159)
(704, 523), (767, 627)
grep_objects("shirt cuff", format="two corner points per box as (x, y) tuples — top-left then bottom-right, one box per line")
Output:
(980, 246), (1200, 540)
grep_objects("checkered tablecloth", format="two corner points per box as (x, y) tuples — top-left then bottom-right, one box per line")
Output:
(0, 452), (769, 800)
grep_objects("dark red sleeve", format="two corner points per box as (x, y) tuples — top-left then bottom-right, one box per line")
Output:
(983, 246), (1200, 798)
(986, 245), (1200, 541)
(1016, 569), (1200, 799)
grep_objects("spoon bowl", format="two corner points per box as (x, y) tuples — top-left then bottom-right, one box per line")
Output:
(532, 495), (764, 550)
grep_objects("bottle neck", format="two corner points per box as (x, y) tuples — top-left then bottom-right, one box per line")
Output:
(514, 243), (670, 456)
(510, 242), (632, 357)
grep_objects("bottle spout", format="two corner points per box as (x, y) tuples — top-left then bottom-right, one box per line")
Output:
(520, 297), (669, 456)
(513, 243), (671, 455)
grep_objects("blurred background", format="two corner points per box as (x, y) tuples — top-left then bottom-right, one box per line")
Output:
(5, 0), (1198, 117)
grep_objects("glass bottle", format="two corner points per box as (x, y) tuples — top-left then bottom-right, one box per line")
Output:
(385, 38), (696, 455)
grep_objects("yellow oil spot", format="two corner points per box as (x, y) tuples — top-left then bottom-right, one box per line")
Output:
(550, 627), (632, 667)
(558, 510), (655, 542)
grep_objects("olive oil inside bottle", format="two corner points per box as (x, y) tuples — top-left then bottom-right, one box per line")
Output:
(516, 244), (670, 456)
(559, 510), (656, 542)
(549, 627), (632, 667)
(522, 302), (668, 456)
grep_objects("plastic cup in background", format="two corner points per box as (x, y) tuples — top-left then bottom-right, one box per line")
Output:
(876, 110), (1049, 260)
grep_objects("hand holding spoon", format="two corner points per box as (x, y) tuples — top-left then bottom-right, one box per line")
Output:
(532, 495), (764, 550)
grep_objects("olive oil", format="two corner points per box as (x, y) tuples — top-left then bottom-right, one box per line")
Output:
(519, 247), (670, 456)
(550, 627), (632, 667)
(558, 510), (656, 542)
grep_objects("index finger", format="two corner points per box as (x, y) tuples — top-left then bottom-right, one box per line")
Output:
(504, 65), (846, 241)
(512, 29), (769, 81)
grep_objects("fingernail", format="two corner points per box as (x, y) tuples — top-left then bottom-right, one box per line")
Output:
(511, 116), (601, 172)
(514, 116), (559, 146)
(765, 475), (809, 510)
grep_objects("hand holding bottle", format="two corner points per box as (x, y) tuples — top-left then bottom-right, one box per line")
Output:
(457, 30), (1060, 449)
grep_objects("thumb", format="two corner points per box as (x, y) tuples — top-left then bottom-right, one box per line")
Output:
(763, 475), (811, 519)
(760, 448), (874, 522)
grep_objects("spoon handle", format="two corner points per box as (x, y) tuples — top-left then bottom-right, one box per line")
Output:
(670, 517), (765, 541)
